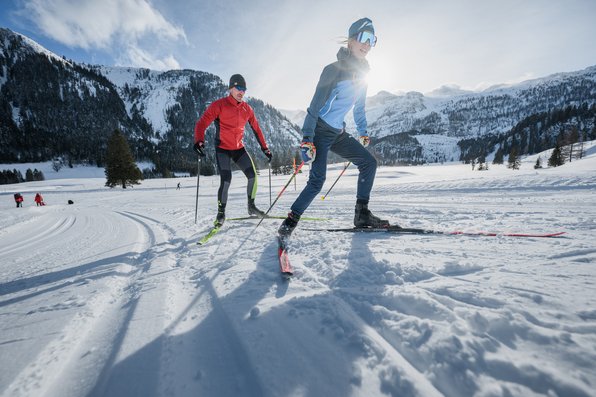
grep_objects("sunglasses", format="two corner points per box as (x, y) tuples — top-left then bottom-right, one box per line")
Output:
(355, 31), (377, 47)
(233, 85), (246, 92)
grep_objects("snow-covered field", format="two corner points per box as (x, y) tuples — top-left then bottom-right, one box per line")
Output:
(1, 146), (595, 397)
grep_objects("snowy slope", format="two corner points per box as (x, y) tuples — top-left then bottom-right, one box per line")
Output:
(96, 66), (222, 138)
(1, 145), (595, 397)
(279, 108), (307, 127)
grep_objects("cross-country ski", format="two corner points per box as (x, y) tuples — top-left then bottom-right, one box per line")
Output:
(277, 236), (294, 279)
(196, 224), (222, 245)
(304, 226), (566, 238)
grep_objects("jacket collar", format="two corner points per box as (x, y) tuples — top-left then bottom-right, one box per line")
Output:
(226, 94), (243, 106)
(336, 46), (370, 74)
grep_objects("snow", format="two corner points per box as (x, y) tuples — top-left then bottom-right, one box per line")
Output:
(97, 66), (193, 135)
(1, 146), (595, 397)
(279, 109), (307, 127)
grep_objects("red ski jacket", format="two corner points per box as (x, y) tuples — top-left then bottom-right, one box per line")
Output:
(194, 95), (268, 151)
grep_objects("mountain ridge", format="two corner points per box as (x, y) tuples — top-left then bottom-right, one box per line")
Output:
(2, 26), (595, 169)
(1, 27), (301, 175)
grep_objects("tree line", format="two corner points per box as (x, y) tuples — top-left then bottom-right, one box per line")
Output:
(459, 103), (596, 166)
(0, 168), (45, 185)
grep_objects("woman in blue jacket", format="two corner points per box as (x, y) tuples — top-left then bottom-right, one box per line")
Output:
(279, 18), (388, 237)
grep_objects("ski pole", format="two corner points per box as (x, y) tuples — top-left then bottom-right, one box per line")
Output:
(321, 162), (351, 200)
(268, 162), (272, 207)
(253, 161), (304, 231)
(194, 156), (201, 224)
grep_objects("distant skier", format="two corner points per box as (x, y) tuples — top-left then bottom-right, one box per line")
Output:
(279, 17), (389, 238)
(14, 193), (23, 208)
(176, 182), (181, 190)
(34, 192), (45, 206)
(193, 73), (272, 226)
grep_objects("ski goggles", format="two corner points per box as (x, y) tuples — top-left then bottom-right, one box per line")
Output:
(233, 85), (246, 92)
(354, 30), (377, 47)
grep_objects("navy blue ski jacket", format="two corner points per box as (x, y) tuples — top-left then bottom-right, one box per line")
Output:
(301, 47), (370, 141)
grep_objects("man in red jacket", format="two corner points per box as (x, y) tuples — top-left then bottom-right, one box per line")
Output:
(194, 74), (272, 226)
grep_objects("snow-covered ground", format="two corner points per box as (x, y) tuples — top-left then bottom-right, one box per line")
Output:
(1, 146), (595, 397)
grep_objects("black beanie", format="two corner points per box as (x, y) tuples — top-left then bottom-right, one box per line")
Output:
(229, 74), (246, 89)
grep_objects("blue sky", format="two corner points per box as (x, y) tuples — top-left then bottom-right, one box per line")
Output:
(1, 0), (595, 110)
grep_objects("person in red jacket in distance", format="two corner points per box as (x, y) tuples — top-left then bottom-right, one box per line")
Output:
(34, 192), (45, 206)
(193, 74), (272, 226)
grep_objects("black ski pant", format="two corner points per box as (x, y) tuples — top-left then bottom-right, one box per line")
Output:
(215, 147), (258, 207)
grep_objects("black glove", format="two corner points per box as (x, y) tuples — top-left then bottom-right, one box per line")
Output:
(193, 141), (205, 157)
(262, 147), (272, 162)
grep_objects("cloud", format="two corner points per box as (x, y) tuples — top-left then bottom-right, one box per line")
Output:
(122, 46), (181, 70)
(21, 0), (186, 69)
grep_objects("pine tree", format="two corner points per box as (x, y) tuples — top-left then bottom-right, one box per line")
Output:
(507, 147), (521, 170)
(105, 129), (142, 188)
(492, 147), (504, 164)
(25, 169), (34, 181)
(33, 169), (45, 181)
(548, 144), (565, 167)
(534, 156), (543, 169)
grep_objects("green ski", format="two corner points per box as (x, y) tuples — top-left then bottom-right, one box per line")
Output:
(197, 224), (222, 245)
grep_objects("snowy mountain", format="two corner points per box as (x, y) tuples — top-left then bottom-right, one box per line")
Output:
(355, 67), (596, 163)
(0, 27), (301, 174)
(2, 25), (595, 171)
(278, 108), (307, 127)
(277, 68), (595, 166)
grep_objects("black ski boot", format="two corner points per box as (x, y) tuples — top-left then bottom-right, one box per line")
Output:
(354, 202), (390, 228)
(278, 211), (300, 238)
(248, 198), (266, 218)
(215, 202), (225, 226)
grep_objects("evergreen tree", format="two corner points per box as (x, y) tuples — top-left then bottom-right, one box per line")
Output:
(534, 156), (543, 169)
(507, 147), (521, 170)
(548, 144), (565, 167)
(105, 129), (142, 188)
(33, 169), (45, 181)
(492, 147), (504, 164)
(25, 168), (34, 182)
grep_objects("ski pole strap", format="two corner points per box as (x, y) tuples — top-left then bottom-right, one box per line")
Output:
(321, 162), (351, 200)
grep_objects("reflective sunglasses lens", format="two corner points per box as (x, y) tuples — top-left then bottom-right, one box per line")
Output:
(357, 31), (377, 47)
(234, 85), (246, 92)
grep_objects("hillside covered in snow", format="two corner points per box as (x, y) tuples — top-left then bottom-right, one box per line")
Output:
(0, 27), (301, 175)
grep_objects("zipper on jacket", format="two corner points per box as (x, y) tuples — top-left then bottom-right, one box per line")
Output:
(320, 93), (338, 118)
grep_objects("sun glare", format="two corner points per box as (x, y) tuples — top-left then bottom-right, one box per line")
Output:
(366, 54), (394, 96)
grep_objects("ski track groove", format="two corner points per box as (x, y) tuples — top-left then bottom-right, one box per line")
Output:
(1, 209), (177, 397)
(0, 214), (76, 257)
